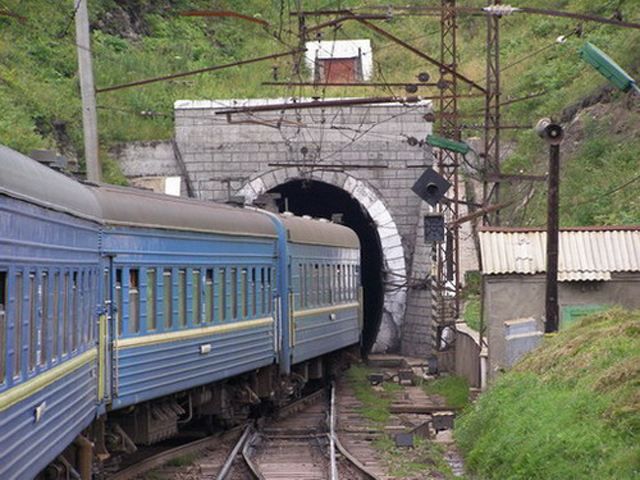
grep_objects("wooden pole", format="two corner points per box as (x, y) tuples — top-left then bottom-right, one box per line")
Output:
(545, 144), (560, 332)
(75, 0), (101, 182)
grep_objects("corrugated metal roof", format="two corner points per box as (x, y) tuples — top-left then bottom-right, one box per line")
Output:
(479, 227), (640, 281)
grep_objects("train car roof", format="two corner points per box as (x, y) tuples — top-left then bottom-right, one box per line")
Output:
(280, 214), (360, 249)
(91, 184), (278, 238)
(0, 145), (102, 219)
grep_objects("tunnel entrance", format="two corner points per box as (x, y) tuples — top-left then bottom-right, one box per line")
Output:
(268, 179), (384, 355)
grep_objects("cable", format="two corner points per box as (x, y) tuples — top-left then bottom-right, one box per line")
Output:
(566, 172), (640, 208)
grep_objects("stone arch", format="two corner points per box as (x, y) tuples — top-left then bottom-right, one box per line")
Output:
(237, 168), (407, 353)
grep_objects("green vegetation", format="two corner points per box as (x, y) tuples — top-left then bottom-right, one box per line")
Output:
(347, 364), (458, 478)
(455, 308), (640, 480)
(346, 364), (401, 423)
(423, 375), (470, 410)
(375, 434), (456, 479)
(165, 452), (198, 467)
(1, 1), (639, 222)
(463, 294), (481, 332)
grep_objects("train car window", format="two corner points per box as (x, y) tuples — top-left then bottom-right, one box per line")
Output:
(318, 265), (324, 306)
(163, 269), (172, 329)
(147, 269), (157, 331)
(219, 268), (227, 322)
(345, 265), (350, 300)
(332, 265), (336, 303)
(115, 270), (123, 337)
(267, 268), (273, 313)
(336, 265), (342, 302)
(230, 268), (237, 320)
(346, 265), (351, 301)
(297, 265), (302, 309)
(28, 273), (37, 371)
(71, 272), (79, 351)
(178, 269), (186, 328)
(62, 272), (69, 354)
(241, 269), (248, 319)
(129, 269), (140, 334)
(251, 268), (257, 317)
(323, 265), (329, 305)
(91, 271), (97, 343)
(84, 272), (90, 344)
(14, 272), (23, 377)
(205, 269), (213, 323)
(0, 271), (7, 382)
(260, 268), (266, 315)
(192, 269), (201, 325)
(80, 271), (87, 346)
(52, 272), (59, 359)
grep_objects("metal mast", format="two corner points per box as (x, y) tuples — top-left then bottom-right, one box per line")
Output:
(432, 0), (461, 356)
(484, 1), (501, 225)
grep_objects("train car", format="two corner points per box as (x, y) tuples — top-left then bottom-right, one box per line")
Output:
(0, 144), (363, 478)
(90, 184), (282, 444)
(0, 146), (103, 480)
(280, 214), (361, 366)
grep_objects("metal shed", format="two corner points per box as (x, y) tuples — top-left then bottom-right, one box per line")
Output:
(478, 226), (640, 376)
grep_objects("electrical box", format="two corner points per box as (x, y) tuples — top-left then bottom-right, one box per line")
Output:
(424, 213), (445, 243)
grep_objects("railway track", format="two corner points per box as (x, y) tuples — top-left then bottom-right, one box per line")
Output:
(111, 385), (384, 479)
(230, 384), (380, 480)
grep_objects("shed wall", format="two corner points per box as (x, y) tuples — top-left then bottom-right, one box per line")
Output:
(484, 272), (640, 377)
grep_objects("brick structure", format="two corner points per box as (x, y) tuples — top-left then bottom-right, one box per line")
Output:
(115, 98), (455, 355)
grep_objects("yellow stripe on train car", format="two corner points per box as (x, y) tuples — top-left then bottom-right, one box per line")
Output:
(0, 349), (97, 412)
(116, 317), (274, 349)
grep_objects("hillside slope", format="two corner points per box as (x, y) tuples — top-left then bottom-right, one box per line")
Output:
(456, 308), (640, 479)
(0, 0), (639, 222)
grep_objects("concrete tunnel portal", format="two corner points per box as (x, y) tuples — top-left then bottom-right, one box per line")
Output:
(268, 179), (385, 355)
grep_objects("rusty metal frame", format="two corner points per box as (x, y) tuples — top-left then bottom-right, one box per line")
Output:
(431, 0), (461, 355)
(483, 1), (501, 225)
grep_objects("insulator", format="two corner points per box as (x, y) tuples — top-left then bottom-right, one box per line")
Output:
(482, 5), (520, 16)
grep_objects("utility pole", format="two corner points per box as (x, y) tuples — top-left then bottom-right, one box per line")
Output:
(535, 118), (564, 333)
(75, 0), (101, 182)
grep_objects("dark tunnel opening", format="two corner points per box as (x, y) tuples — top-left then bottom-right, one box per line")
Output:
(268, 179), (384, 355)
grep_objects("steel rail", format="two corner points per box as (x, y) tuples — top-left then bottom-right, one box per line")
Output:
(242, 430), (265, 480)
(329, 383), (338, 480)
(216, 425), (253, 480)
(109, 425), (245, 480)
(330, 382), (381, 480)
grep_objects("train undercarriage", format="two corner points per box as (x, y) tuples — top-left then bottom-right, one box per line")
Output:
(40, 347), (358, 479)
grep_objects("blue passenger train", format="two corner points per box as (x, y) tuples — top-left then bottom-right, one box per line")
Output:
(0, 145), (361, 479)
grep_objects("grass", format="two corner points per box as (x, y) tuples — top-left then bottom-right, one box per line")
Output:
(165, 453), (198, 467)
(455, 308), (640, 480)
(423, 375), (470, 410)
(346, 363), (458, 478)
(463, 295), (481, 332)
(375, 434), (456, 479)
(346, 364), (401, 424)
